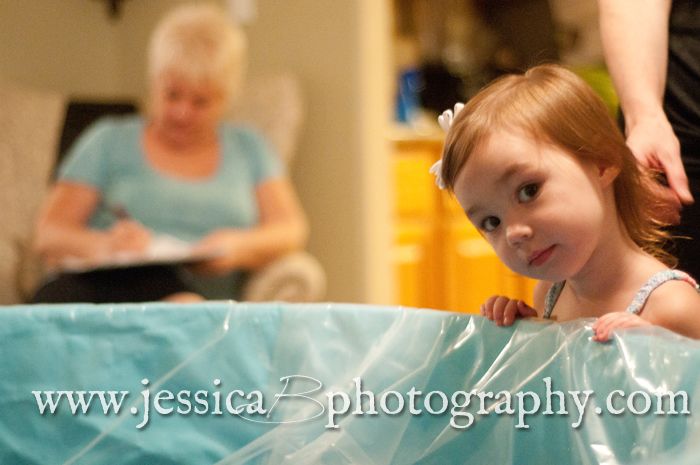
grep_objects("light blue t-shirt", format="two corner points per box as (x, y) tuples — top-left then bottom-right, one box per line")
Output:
(58, 115), (283, 299)
(59, 115), (282, 242)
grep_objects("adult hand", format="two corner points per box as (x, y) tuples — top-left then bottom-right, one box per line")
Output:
(105, 219), (152, 254)
(188, 229), (243, 276)
(626, 113), (693, 223)
(481, 295), (538, 326)
(592, 311), (652, 342)
(74, 220), (151, 267)
(642, 172), (683, 225)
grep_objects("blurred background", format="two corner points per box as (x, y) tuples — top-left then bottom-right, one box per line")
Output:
(0, 0), (615, 310)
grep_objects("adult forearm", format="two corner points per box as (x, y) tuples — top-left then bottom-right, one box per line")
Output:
(222, 219), (309, 270)
(244, 220), (308, 268)
(598, 0), (672, 125)
(33, 224), (109, 266)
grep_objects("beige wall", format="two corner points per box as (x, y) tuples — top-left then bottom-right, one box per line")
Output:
(0, 0), (394, 304)
(245, 0), (394, 303)
(0, 0), (188, 99)
(0, 0), (121, 97)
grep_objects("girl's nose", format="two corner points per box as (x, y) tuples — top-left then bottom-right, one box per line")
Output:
(173, 101), (192, 120)
(505, 222), (532, 247)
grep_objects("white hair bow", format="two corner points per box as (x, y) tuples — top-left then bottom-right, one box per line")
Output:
(430, 103), (464, 190)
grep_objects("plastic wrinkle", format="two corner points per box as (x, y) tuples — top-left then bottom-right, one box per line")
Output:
(1, 302), (700, 464)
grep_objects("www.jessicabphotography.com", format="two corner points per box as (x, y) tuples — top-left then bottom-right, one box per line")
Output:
(32, 375), (690, 430)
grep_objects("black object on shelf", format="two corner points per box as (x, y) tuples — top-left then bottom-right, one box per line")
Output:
(55, 100), (138, 175)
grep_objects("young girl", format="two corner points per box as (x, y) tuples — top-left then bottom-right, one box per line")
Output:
(433, 64), (700, 342)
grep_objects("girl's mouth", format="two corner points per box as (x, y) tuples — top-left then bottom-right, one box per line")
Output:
(528, 245), (555, 267)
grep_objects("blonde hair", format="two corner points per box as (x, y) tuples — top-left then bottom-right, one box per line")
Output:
(440, 64), (674, 265)
(148, 3), (247, 103)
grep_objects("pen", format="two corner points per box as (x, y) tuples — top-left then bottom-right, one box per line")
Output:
(111, 204), (131, 221)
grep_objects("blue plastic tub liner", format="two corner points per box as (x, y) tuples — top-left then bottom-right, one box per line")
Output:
(1, 302), (699, 464)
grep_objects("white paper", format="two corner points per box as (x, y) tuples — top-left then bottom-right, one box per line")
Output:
(58, 234), (224, 273)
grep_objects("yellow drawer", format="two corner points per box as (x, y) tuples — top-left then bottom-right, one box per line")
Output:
(394, 149), (436, 218)
(394, 221), (440, 309)
(443, 221), (536, 313)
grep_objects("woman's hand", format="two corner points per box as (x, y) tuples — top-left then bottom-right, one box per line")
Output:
(625, 114), (692, 224)
(79, 220), (152, 265)
(105, 220), (152, 253)
(481, 295), (538, 326)
(591, 312), (652, 342)
(188, 229), (244, 276)
(57, 219), (152, 268)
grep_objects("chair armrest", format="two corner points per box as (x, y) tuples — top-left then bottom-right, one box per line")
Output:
(242, 251), (326, 302)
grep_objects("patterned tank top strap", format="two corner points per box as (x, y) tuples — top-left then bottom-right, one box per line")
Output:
(543, 281), (566, 319)
(626, 269), (700, 315)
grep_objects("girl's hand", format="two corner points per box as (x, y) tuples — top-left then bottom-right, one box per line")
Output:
(481, 295), (538, 326)
(592, 312), (652, 342)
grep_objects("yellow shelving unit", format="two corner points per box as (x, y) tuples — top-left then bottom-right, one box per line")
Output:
(391, 130), (536, 313)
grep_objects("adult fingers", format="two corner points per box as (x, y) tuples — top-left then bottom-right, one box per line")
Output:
(656, 139), (693, 204)
(646, 179), (682, 224)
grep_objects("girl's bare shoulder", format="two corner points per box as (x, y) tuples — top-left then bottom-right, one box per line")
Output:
(643, 280), (700, 338)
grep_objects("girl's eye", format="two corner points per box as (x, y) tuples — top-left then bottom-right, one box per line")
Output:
(518, 183), (540, 202)
(481, 216), (501, 232)
(166, 90), (182, 101)
(193, 97), (210, 108)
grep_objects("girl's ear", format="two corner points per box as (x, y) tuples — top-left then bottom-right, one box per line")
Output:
(598, 163), (620, 188)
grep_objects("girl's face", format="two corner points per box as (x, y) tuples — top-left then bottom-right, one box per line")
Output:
(150, 71), (227, 147)
(452, 129), (614, 282)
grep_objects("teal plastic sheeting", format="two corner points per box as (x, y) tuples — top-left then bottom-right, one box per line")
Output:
(1, 302), (700, 464)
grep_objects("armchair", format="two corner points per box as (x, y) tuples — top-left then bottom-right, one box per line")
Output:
(230, 73), (326, 302)
(0, 74), (325, 304)
(0, 81), (64, 304)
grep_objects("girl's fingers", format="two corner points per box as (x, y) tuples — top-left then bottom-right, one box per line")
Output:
(592, 313), (650, 342)
(482, 295), (500, 321)
(502, 299), (520, 326)
(483, 297), (537, 326)
(516, 300), (538, 318)
(491, 296), (510, 326)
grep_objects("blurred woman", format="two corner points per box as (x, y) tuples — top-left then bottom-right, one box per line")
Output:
(32, 3), (308, 303)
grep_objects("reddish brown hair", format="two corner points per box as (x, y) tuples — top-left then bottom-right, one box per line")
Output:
(440, 64), (673, 265)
